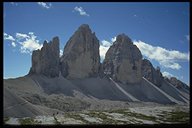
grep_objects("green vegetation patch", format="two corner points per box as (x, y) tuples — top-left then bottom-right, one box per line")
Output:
(87, 111), (114, 124)
(163, 111), (189, 123)
(64, 112), (89, 124)
(110, 109), (156, 120)
(86, 110), (132, 124)
(19, 118), (40, 125)
(4, 117), (10, 123)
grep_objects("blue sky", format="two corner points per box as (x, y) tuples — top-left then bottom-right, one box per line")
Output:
(3, 2), (190, 85)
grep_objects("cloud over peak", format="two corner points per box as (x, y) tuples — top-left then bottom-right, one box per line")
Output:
(74, 6), (90, 16)
(4, 32), (63, 56)
(133, 40), (189, 70)
(4, 32), (43, 54)
(162, 71), (175, 78)
(99, 36), (116, 61)
(19, 33), (42, 54)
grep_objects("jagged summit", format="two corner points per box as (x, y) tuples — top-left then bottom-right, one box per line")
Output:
(27, 24), (188, 89)
(78, 24), (91, 30)
(29, 36), (60, 78)
(60, 24), (100, 79)
(115, 33), (132, 44)
(165, 77), (189, 90)
(141, 59), (163, 87)
(71, 24), (93, 39)
(4, 24), (189, 119)
(103, 33), (142, 84)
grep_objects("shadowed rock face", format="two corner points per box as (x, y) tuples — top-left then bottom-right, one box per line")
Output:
(166, 77), (189, 90)
(141, 59), (163, 87)
(60, 24), (100, 79)
(103, 34), (142, 84)
(141, 59), (154, 82)
(29, 37), (60, 77)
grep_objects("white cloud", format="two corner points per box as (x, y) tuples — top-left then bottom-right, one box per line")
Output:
(4, 32), (43, 54)
(60, 50), (63, 57)
(111, 36), (116, 42)
(10, 2), (18, 6)
(101, 40), (112, 47)
(4, 33), (15, 41)
(37, 2), (52, 9)
(162, 71), (179, 80)
(4, 33), (17, 48)
(11, 42), (16, 47)
(19, 33), (42, 54)
(186, 35), (189, 41)
(29, 32), (34, 35)
(16, 33), (30, 39)
(133, 40), (189, 70)
(74, 6), (89, 16)
(99, 36), (116, 61)
(162, 71), (174, 78)
(100, 45), (110, 61)
(20, 39), (42, 54)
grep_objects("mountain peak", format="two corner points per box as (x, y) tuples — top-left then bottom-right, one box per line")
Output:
(77, 24), (91, 33)
(29, 36), (60, 77)
(103, 33), (142, 84)
(60, 24), (100, 79)
(79, 24), (90, 28)
(116, 33), (132, 44)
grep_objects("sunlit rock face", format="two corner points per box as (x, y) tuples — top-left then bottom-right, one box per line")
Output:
(60, 24), (100, 79)
(103, 34), (142, 84)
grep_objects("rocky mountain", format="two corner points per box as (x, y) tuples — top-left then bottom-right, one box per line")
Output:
(103, 34), (142, 84)
(141, 59), (163, 87)
(165, 77), (189, 91)
(4, 24), (189, 119)
(60, 24), (100, 79)
(29, 37), (60, 78)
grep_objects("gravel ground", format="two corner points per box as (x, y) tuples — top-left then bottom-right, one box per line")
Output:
(4, 104), (189, 125)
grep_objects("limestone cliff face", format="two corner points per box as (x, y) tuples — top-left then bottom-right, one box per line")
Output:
(141, 59), (163, 87)
(28, 24), (187, 91)
(60, 24), (100, 79)
(103, 34), (142, 84)
(165, 77), (189, 90)
(29, 37), (60, 77)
